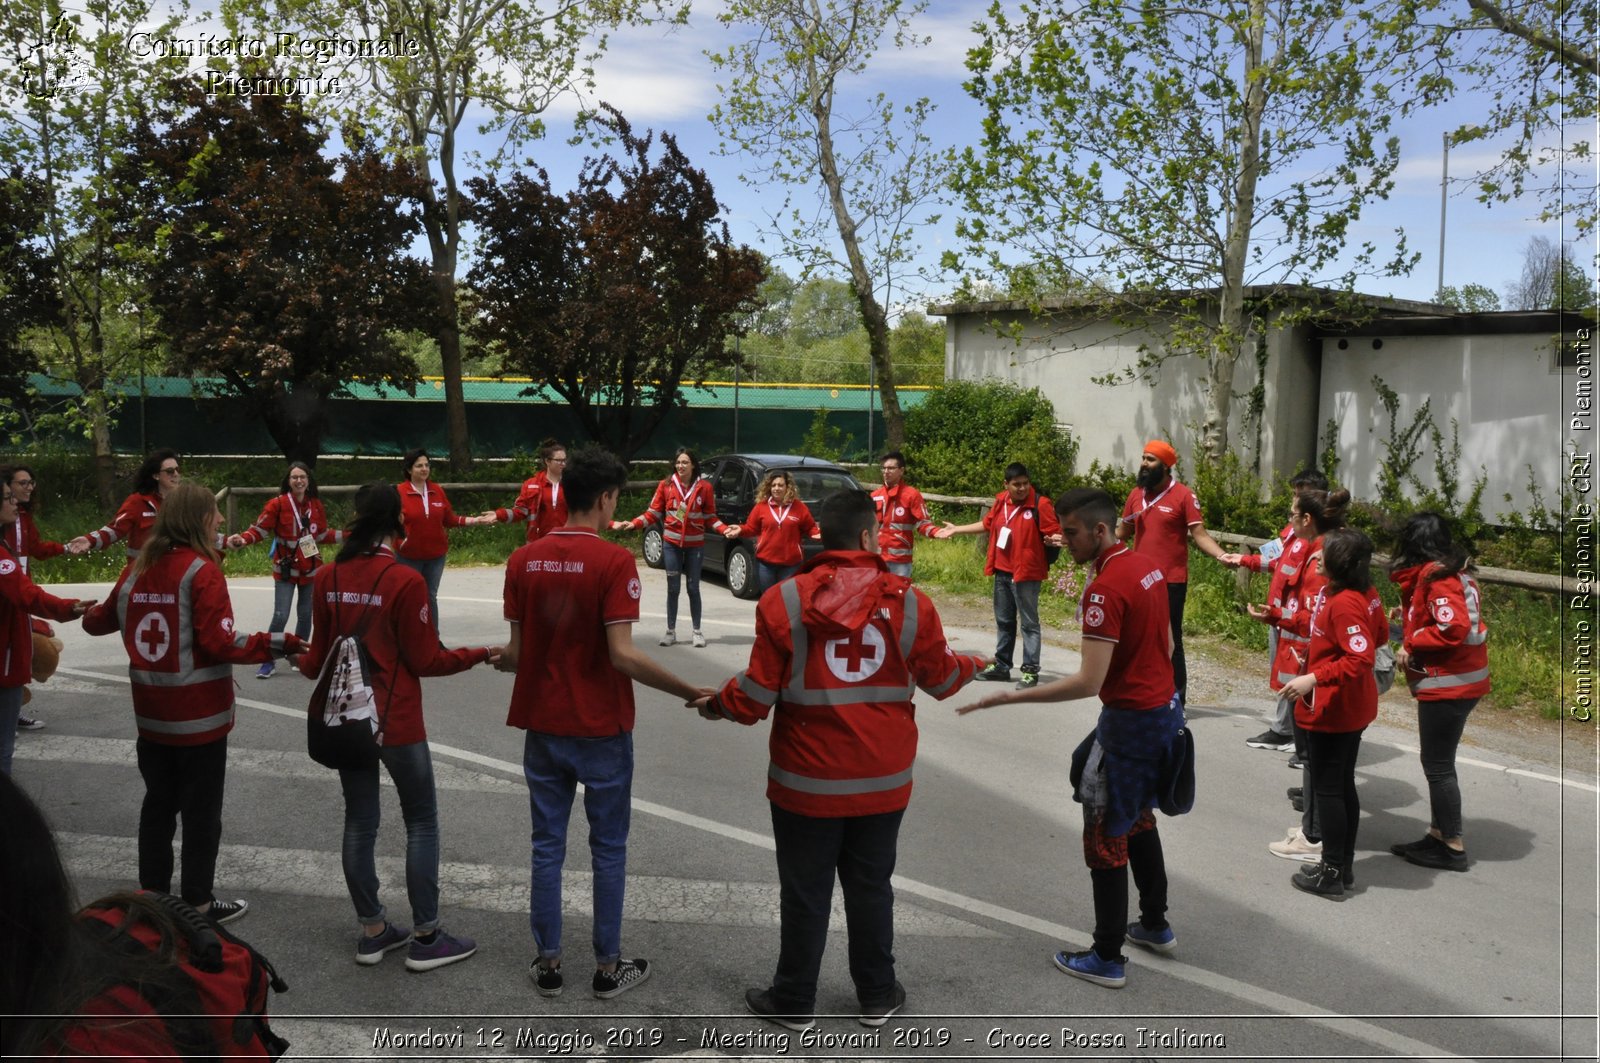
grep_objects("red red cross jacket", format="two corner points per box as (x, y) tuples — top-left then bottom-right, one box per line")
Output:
(1393, 562), (1490, 701)
(871, 483), (937, 566)
(84, 491), (162, 559)
(1295, 585), (1387, 733)
(493, 472), (568, 544)
(980, 487), (1061, 582)
(234, 494), (342, 584)
(397, 481), (468, 561)
(1238, 522), (1295, 574)
(626, 476), (728, 549)
(1263, 535), (1317, 690)
(0, 539), (81, 688)
(83, 547), (302, 745)
(708, 551), (985, 817)
(7, 507), (65, 575)
(738, 498), (820, 566)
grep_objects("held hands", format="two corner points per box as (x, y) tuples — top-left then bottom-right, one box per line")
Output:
(610, 520), (635, 532)
(1218, 552), (1244, 568)
(70, 599), (97, 618)
(688, 693), (721, 720)
(1045, 533), (1064, 548)
(935, 522), (957, 540)
(475, 510), (500, 523)
(65, 537), (90, 556)
(483, 645), (505, 667)
(225, 533), (246, 549)
(723, 526), (741, 538)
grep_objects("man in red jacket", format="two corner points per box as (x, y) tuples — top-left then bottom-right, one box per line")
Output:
(870, 451), (937, 578)
(937, 462), (1062, 689)
(696, 489), (985, 1032)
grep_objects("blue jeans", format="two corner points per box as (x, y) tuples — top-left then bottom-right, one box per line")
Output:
(757, 561), (801, 595)
(769, 804), (904, 1012)
(662, 544), (703, 631)
(269, 577), (314, 640)
(885, 562), (913, 579)
(339, 740), (440, 932)
(523, 730), (634, 965)
(398, 554), (445, 633)
(992, 571), (1042, 674)
(0, 685), (22, 776)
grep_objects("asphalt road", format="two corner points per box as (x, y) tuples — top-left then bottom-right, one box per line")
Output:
(14, 563), (1598, 1062)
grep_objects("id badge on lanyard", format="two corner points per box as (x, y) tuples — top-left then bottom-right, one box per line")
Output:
(995, 502), (1018, 550)
(287, 496), (319, 561)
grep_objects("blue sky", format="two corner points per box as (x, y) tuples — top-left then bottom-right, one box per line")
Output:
(60, 0), (1597, 312)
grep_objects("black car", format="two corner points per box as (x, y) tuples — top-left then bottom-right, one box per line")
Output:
(638, 453), (866, 598)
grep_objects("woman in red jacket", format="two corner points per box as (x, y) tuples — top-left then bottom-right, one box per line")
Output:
(0, 482), (91, 775)
(396, 448), (488, 633)
(1278, 527), (1385, 899)
(226, 462), (343, 679)
(65, 449), (182, 564)
(82, 482), (300, 924)
(1387, 513), (1489, 873)
(4, 464), (69, 732)
(731, 470), (820, 596)
(614, 448), (735, 647)
(480, 438), (569, 543)
(298, 482), (500, 971)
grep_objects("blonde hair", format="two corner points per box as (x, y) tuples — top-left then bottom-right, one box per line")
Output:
(757, 470), (798, 505)
(133, 481), (221, 578)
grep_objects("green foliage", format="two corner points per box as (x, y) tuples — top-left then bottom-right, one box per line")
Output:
(1191, 452), (1289, 540)
(902, 379), (1078, 496)
(1368, 375), (1488, 549)
(798, 408), (855, 462)
(1433, 283), (1502, 312)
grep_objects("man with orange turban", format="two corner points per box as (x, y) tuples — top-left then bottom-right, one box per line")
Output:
(1116, 442), (1230, 704)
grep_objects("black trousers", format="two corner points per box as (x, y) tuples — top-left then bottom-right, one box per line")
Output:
(769, 803), (903, 1013)
(1304, 728), (1365, 871)
(1167, 582), (1188, 702)
(135, 735), (229, 906)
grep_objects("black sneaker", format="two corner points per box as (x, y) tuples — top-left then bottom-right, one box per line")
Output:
(858, 981), (906, 1028)
(745, 987), (814, 1032)
(15, 715), (44, 730)
(1015, 671), (1040, 690)
(1389, 835), (1438, 856)
(529, 961), (563, 998)
(1291, 862), (1346, 900)
(1287, 754), (1306, 770)
(1402, 838), (1469, 872)
(204, 898), (249, 925)
(974, 664), (1011, 682)
(593, 958), (650, 999)
(1246, 730), (1294, 751)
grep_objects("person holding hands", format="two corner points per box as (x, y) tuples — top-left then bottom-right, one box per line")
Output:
(728, 470), (821, 595)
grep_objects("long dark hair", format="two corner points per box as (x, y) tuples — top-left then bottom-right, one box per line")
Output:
(401, 448), (430, 481)
(132, 482), (221, 579)
(337, 482), (403, 563)
(133, 449), (179, 494)
(1389, 511), (1471, 581)
(1320, 527), (1374, 594)
(1295, 487), (1350, 535)
(279, 461), (319, 499)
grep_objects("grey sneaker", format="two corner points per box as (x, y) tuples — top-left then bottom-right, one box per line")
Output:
(355, 922), (411, 965)
(593, 958), (650, 999)
(691, 630), (707, 648)
(658, 631), (676, 647)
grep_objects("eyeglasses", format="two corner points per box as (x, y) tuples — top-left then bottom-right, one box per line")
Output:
(550, 457), (568, 463)
(11, 478), (34, 487)
(160, 466), (181, 475)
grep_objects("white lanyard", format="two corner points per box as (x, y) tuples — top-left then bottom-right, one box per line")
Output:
(1136, 481), (1175, 515)
(768, 500), (793, 524)
(285, 493), (306, 533)
(549, 480), (560, 508)
(416, 483), (430, 517)
(1001, 499), (1025, 526)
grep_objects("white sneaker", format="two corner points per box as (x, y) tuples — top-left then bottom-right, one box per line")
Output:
(1269, 828), (1323, 862)
(692, 630), (706, 648)
(659, 630), (676, 647)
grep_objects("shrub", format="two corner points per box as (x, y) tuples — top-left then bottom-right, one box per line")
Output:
(903, 379), (1078, 496)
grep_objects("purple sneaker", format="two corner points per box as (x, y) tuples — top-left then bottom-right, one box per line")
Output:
(404, 929), (477, 972)
(355, 922), (412, 965)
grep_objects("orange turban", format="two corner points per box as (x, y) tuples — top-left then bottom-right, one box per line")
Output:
(1143, 440), (1178, 468)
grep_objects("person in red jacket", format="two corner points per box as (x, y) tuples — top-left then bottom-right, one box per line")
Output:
(298, 482), (501, 971)
(613, 448), (735, 647)
(730, 470), (821, 596)
(936, 461), (1063, 690)
(696, 489), (984, 1030)
(226, 462), (343, 679)
(480, 438), (570, 544)
(0, 482), (91, 775)
(4, 464), (69, 732)
(1223, 469), (1329, 751)
(65, 449), (182, 563)
(959, 488), (1185, 990)
(1387, 512), (1489, 873)
(1278, 528), (1385, 899)
(82, 482), (302, 924)
(871, 451), (937, 578)
(395, 448), (489, 634)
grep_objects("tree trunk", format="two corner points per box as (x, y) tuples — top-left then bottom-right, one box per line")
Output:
(260, 387), (328, 468)
(87, 390), (115, 511)
(433, 271), (471, 470)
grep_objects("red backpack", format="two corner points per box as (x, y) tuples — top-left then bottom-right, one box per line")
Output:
(68, 892), (289, 1059)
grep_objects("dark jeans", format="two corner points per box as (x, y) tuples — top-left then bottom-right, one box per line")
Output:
(269, 577), (314, 641)
(1304, 728), (1365, 871)
(992, 571), (1042, 674)
(397, 554), (445, 633)
(1293, 717), (1322, 841)
(523, 730), (634, 965)
(1167, 581), (1188, 702)
(1417, 698), (1478, 839)
(0, 685), (20, 776)
(135, 736), (229, 907)
(662, 544), (704, 631)
(339, 739), (441, 932)
(757, 560), (801, 596)
(769, 803), (904, 1012)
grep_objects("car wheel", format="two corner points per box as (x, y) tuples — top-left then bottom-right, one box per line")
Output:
(726, 544), (758, 599)
(642, 526), (665, 569)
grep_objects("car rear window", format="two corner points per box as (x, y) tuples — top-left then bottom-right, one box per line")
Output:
(789, 468), (862, 503)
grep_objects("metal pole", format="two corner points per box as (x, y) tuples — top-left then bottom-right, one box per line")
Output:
(867, 356), (875, 458)
(733, 336), (741, 452)
(1437, 132), (1449, 298)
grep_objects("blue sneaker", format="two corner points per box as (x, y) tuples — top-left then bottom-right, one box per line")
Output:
(405, 929), (477, 972)
(1053, 948), (1126, 988)
(355, 922), (412, 965)
(1125, 921), (1176, 954)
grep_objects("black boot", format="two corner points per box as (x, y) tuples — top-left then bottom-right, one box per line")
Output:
(1291, 861), (1346, 900)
